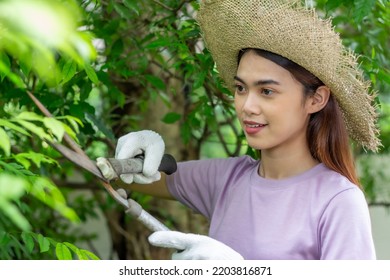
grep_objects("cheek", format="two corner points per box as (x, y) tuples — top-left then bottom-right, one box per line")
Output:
(268, 100), (306, 126)
(277, 104), (310, 131)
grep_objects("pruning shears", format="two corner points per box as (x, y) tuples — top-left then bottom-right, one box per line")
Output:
(27, 91), (176, 232)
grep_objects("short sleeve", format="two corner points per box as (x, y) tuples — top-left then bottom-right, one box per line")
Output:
(165, 158), (228, 219)
(318, 187), (376, 260)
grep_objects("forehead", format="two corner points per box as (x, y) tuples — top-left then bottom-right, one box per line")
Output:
(236, 51), (299, 85)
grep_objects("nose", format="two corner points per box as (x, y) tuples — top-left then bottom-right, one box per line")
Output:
(240, 92), (261, 116)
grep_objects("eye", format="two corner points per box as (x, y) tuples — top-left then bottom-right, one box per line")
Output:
(234, 84), (246, 94)
(261, 88), (274, 96)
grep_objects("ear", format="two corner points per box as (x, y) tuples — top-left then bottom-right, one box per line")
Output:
(306, 86), (330, 114)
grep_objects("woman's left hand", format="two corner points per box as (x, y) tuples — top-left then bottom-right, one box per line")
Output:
(148, 231), (244, 260)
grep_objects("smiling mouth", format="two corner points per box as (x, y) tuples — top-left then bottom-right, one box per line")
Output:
(243, 121), (267, 135)
(246, 123), (266, 128)
(243, 121), (267, 127)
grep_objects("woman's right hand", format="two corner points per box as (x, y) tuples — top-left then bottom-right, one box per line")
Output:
(101, 130), (165, 184)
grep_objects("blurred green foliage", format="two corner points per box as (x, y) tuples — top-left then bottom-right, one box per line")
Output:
(0, 0), (98, 259)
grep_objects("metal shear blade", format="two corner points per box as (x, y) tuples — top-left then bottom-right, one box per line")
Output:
(49, 142), (107, 181)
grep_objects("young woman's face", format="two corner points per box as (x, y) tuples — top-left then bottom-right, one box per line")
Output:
(234, 50), (312, 153)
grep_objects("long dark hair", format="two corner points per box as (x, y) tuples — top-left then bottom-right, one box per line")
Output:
(237, 48), (360, 187)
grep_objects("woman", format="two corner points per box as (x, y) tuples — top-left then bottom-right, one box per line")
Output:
(97, 0), (379, 259)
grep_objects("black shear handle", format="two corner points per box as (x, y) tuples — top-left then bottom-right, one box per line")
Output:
(106, 154), (177, 178)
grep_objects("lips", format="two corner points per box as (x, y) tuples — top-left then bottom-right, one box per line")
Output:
(243, 120), (267, 135)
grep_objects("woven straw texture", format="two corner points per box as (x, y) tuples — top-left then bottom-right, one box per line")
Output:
(197, 0), (380, 151)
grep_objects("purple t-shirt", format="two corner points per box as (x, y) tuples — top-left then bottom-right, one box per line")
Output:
(166, 156), (376, 260)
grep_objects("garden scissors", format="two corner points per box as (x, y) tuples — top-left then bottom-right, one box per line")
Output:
(27, 91), (176, 232)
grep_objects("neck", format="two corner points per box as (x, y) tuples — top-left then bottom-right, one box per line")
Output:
(258, 142), (319, 180)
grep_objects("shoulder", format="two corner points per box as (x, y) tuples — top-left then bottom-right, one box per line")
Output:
(295, 164), (367, 214)
(312, 165), (369, 220)
(308, 164), (360, 196)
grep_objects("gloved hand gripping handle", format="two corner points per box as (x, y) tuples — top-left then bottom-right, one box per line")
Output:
(97, 154), (177, 181)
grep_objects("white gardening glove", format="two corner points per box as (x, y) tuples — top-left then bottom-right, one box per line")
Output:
(113, 130), (165, 184)
(148, 231), (244, 260)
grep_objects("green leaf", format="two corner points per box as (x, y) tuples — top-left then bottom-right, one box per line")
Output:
(84, 64), (99, 84)
(0, 52), (11, 81)
(16, 112), (44, 122)
(377, 68), (390, 85)
(15, 120), (52, 140)
(85, 112), (115, 140)
(325, 0), (344, 13)
(21, 232), (35, 253)
(371, 47), (376, 59)
(145, 75), (166, 90)
(43, 118), (65, 141)
(37, 234), (50, 253)
(146, 38), (171, 49)
(56, 243), (73, 260)
(28, 177), (80, 223)
(63, 242), (84, 259)
(0, 59), (24, 87)
(0, 127), (11, 156)
(69, 102), (95, 120)
(72, 248), (100, 260)
(113, 3), (133, 19)
(77, 249), (90, 260)
(184, 28), (200, 39)
(61, 60), (78, 84)
(12, 155), (31, 169)
(0, 119), (30, 136)
(353, 0), (376, 23)
(161, 112), (181, 124)
(14, 152), (58, 169)
(0, 200), (31, 230)
(56, 115), (83, 132)
(79, 249), (100, 260)
(0, 161), (35, 177)
(0, 231), (11, 246)
(111, 38), (124, 56)
(0, 173), (27, 199)
(123, 0), (140, 15)
(61, 122), (78, 140)
(63, 242), (80, 253)
(0, 174), (30, 230)
(193, 71), (207, 90)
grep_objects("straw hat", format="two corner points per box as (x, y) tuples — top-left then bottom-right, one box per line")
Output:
(196, 0), (380, 151)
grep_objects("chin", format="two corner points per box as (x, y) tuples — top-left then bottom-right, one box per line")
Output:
(246, 137), (278, 151)
(247, 142), (267, 151)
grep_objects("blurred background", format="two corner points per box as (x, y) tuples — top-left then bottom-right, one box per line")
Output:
(0, 0), (389, 260)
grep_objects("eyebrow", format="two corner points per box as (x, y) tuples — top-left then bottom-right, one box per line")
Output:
(234, 76), (281, 86)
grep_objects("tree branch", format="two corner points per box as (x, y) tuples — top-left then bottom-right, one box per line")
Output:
(369, 202), (390, 208)
(152, 0), (174, 11)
